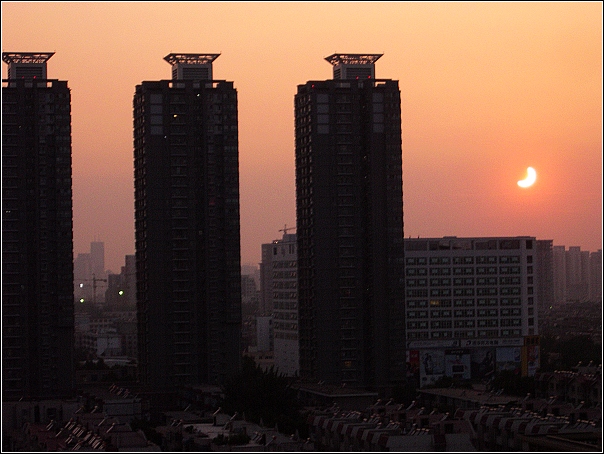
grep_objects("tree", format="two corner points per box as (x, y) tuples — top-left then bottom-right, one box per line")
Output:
(220, 356), (307, 437)
(540, 335), (601, 371)
(489, 370), (535, 396)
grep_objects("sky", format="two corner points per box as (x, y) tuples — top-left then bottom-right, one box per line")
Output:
(2, 1), (602, 273)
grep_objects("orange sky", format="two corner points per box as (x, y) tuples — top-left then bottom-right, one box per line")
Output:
(2, 2), (602, 272)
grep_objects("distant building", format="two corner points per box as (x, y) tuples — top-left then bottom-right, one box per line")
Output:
(552, 245), (599, 305)
(2, 52), (75, 400)
(403, 237), (540, 386)
(255, 315), (273, 352)
(104, 254), (136, 309)
(588, 250), (602, 303)
(295, 54), (405, 392)
(535, 240), (554, 319)
(74, 241), (109, 307)
(566, 246), (585, 302)
(241, 274), (259, 311)
(260, 231), (299, 376)
(90, 241), (106, 276)
(133, 53), (241, 390)
(552, 245), (567, 305)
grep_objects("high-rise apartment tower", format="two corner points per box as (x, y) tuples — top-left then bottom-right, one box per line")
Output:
(294, 54), (405, 392)
(133, 54), (242, 389)
(2, 52), (75, 399)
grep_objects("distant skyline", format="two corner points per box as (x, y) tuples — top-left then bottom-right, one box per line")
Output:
(2, 2), (602, 272)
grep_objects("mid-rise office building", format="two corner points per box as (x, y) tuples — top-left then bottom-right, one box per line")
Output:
(260, 231), (299, 376)
(403, 237), (540, 386)
(133, 54), (241, 389)
(294, 54), (405, 392)
(2, 52), (75, 399)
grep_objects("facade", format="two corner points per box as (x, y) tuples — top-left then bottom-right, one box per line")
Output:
(2, 52), (75, 400)
(403, 237), (540, 386)
(133, 53), (241, 390)
(261, 232), (299, 376)
(294, 54), (405, 391)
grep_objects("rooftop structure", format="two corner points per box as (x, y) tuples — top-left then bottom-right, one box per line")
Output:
(2, 52), (55, 65)
(164, 53), (221, 80)
(324, 53), (383, 66)
(2, 51), (55, 80)
(163, 53), (221, 66)
(324, 53), (383, 80)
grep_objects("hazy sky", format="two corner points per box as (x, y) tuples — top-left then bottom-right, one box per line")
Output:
(2, 2), (602, 272)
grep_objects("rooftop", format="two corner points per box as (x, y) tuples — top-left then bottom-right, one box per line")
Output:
(164, 53), (220, 66)
(2, 52), (55, 64)
(324, 53), (383, 66)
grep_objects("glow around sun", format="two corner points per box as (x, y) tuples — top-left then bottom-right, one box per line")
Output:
(517, 167), (537, 188)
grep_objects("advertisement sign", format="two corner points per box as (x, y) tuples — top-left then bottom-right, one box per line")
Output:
(444, 349), (471, 379)
(406, 350), (420, 379)
(496, 347), (522, 374)
(419, 349), (445, 387)
(524, 345), (540, 377)
(471, 348), (496, 380)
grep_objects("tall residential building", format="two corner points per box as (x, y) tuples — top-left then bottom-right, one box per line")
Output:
(403, 237), (540, 386)
(294, 54), (405, 392)
(552, 245), (598, 305)
(90, 240), (106, 276)
(552, 245), (567, 305)
(2, 52), (75, 399)
(133, 54), (241, 390)
(566, 246), (584, 302)
(260, 231), (299, 376)
(588, 250), (602, 303)
(535, 240), (554, 316)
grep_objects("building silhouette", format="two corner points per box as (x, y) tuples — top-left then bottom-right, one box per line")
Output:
(294, 54), (405, 392)
(133, 53), (242, 390)
(2, 52), (75, 400)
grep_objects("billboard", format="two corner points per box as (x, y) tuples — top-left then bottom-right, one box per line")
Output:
(471, 348), (496, 380)
(496, 347), (522, 374)
(419, 349), (445, 387)
(444, 349), (471, 379)
(406, 349), (420, 379)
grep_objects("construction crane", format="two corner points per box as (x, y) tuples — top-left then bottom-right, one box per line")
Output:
(77, 273), (108, 307)
(279, 224), (295, 235)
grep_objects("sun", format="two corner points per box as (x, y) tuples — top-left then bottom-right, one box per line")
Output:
(517, 167), (537, 188)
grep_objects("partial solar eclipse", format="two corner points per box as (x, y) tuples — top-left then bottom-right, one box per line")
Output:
(517, 167), (537, 188)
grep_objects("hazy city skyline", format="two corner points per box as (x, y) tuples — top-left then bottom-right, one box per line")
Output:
(2, 2), (602, 272)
